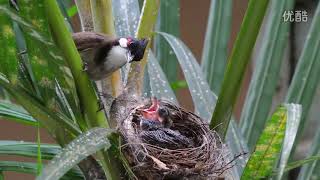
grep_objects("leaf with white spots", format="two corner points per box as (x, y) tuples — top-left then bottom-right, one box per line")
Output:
(158, 32), (216, 120)
(112, 0), (140, 37)
(0, 4), (19, 85)
(37, 128), (113, 180)
(147, 52), (178, 103)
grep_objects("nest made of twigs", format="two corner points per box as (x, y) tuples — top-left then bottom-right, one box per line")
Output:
(115, 97), (235, 180)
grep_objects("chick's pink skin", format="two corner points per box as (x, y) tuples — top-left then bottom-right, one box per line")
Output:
(139, 98), (160, 121)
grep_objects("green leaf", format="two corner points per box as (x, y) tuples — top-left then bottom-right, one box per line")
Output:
(225, 120), (249, 179)
(170, 80), (188, 91)
(0, 77), (81, 137)
(112, 0), (140, 80)
(0, 100), (37, 126)
(37, 128), (113, 180)
(0, 3), (82, 127)
(158, 32), (216, 120)
(154, 0), (179, 83)
(147, 52), (177, 103)
(210, 0), (269, 136)
(240, 0), (294, 150)
(277, 104), (302, 180)
(112, 0), (139, 37)
(298, 130), (320, 180)
(46, 0), (108, 130)
(285, 2), (320, 151)
(0, 161), (83, 180)
(201, 0), (232, 94)
(0, 141), (60, 159)
(36, 123), (42, 175)
(0, 2), (19, 85)
(67, 5), (78, 17)
(241, 106), (287, 179)
(127, 0), (160, 94)
(18, 0), (65, 106)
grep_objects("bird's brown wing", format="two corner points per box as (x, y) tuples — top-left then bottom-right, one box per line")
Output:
(72, 32), (116, 51)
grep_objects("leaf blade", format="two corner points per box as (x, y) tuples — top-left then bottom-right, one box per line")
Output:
(240, 0), (295, 149)
(241, 106), (287, 179)
(36, 128), (113, 180)
(201, 0), (232, 94)
(158, 32), (216, 120)
(210, 0), (269, 136)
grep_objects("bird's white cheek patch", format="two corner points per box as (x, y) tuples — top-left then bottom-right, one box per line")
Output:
(119, 38), (128, 48)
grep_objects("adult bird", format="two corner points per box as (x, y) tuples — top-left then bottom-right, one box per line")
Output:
(72, 32), (148, 80)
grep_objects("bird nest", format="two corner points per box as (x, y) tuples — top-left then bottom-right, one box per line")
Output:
(111, 95), (235, 180)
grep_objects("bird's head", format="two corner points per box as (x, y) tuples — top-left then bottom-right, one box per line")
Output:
(118, 37), (149, 62)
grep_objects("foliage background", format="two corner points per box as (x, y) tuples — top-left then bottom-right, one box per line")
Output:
(0, 0), (319, 179)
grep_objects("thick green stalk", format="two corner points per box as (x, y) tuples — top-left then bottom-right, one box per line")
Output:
(90, 1), (123, 178)
(46, 0), (108, 129)
(209, 0), (269, 137)
(127, 0), (160, 94)
(45, 1), (118, 179)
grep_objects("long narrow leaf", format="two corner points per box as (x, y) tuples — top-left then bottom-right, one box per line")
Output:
(241, 106), (287, 179)
(37, 128), (113, 180)
(46, 0), (108, 129)
(154, 0), (180, 83)
(201, 0), (232, 94)
(0, 100), (37, 126)
(0, 141), (60, 160)
(240, 0), (294, 149)
(285, 2), (320, 150)
(112, 0), (140, 83)
(127, 0), (160, 94)
(158, 32), (216, 120)
(0, 161), (83, 180)
(0, 1), (19, 85)
(277, 104), (302, 179)
(225, 120), (249, 179)
(147, 52), (177, 103)
(0, 77), (81, 136)
(298, 130), (320, 180)
(210, 0), (269, 137)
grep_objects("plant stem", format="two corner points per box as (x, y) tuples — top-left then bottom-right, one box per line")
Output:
(45, 1), (119, 179)
(209, 0), (269, 138)
(127, 0), (160, 95)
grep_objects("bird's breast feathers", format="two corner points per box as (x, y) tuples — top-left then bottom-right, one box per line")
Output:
(107, 46), (128, 64)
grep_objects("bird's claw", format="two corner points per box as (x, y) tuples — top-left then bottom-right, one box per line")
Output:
(82, 62), (88, 72)
(9, 0), (19, 11)
(96, 100), (105, 112)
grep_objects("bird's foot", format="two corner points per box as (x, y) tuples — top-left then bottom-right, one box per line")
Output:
(82, 62), (88, 72)
(9, 0), (19, 11)
(96, 100), (105, 112)
(97, 92), (113, 100)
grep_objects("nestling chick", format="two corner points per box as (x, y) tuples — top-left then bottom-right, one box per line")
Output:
(72, 32), (148, 80)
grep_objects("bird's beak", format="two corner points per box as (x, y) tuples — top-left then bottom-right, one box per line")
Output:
(141, 38), (149, 51)
(127, 38), (149, 63)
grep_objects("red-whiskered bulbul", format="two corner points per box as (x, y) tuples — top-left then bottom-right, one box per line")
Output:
(72, 32), (148, 80)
